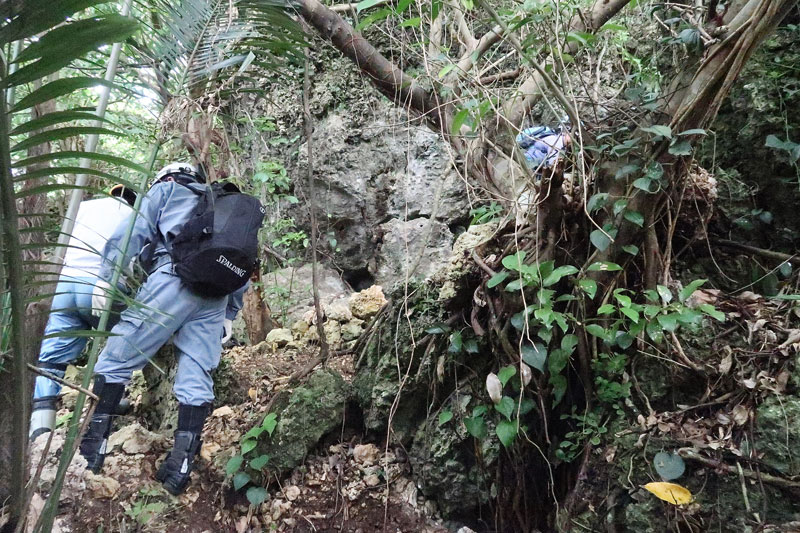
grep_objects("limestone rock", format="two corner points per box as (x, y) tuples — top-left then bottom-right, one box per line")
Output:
(434, 222), (496, 301)
(29, 429), (88, 499)
(291, 319), (309, 337)
(284, 485), (301, 501)
(257, 368), (350, 471)
(108, 422), (165, 454)
(303, 320), (342, 348)
(349, 286), (387, 320)
(325, 299), (353, 322)
(353, 443), (380, 465)
(292, 110), (468, 276)
(409, 400), (499, 517)
(757, 395), (800, 475)
(375, 218), (454, 284)
(265, 328), (293, 347)
(261, 264), (350, 323)
(86, 472), (120, 499)
(341, 318), (365, 341)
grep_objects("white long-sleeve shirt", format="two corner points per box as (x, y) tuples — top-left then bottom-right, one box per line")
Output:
(60, 197), (134, 280)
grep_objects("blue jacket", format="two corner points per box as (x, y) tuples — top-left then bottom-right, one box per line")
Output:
(100, 180), (249, 318)
(99, 180), (206, 282)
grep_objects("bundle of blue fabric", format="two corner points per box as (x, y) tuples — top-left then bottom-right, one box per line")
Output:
(516, 126), (569, 170)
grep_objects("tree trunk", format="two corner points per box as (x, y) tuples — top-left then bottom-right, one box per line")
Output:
(242, 272), (274, 344)
(20, 83), (58, 357)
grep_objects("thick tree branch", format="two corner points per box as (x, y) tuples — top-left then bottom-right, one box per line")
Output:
(449, 0), (477, 52)
(504, 0), (633, 128)
(454, 24), (503, 75)
(298, 0), (445, 131)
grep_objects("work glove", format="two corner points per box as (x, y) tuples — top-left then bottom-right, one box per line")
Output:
(91, 280), (112, 318)
(221, 319), (233, 344)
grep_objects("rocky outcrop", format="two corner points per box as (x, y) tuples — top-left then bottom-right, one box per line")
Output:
(756, 394), (800, 476)
(293, 110), (468, 287)
(409, 400), (497, 517)
(375, 218), (454, 284)
(261, 263), (351, 325)
(257, 368), (350, 471)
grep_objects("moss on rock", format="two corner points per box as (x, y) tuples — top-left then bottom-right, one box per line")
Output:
(756, 394), (800, 476)
(259, 368), (350, 471)
(408, 396), (498, 518)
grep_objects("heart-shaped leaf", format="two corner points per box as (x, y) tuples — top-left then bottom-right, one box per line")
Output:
(438, 410), (453, 426)
(241, 439), (257, 455)
(495, 396), (515, 420)
(496, 419), (519, 447)
(464, 415), (487, 439)
(497, 365), (517, 386)
(653, 451), (685, 481)
(590, 229), (611, 251)
(250, 454), (270, 470)
(233, 471), (251, 490)
(225, 455), (243, 476)
(521, 343), (547, 371)
(246, 486), (268, 505)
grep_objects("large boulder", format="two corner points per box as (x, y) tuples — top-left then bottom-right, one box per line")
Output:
(293, 109), (468, 286)
(409, 401), (497, 518)
(375, 218), (454, 284)
(259, 368), (350, 471)
(262, 263), (351, 325)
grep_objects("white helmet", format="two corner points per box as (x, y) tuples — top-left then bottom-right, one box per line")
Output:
(153, 162), (204, 184)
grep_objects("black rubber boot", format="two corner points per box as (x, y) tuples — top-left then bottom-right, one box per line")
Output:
(78, 375), (125, 474)
(156, 403), (210, 495)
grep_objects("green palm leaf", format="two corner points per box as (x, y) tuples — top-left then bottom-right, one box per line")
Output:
(3, 15), (139, 88)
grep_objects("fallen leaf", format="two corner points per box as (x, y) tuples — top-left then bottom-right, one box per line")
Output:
(732, 405), (749, 426)
(643, 482), (693, 505)
(718, 354), (733, 375)
(738, 291), (761, 303)
(486, 373), (502, 404)
(212, 406), (233, 418)
(248, 388), (257, 401)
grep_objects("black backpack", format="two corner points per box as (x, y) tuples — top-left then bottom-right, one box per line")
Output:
(169, 181), (265, 297)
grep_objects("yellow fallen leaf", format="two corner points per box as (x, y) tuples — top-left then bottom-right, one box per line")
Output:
(643, 482), (693, 505)
(248, 388), (257, 401)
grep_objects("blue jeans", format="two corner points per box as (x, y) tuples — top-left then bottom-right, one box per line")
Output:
(94, 264), (226, 405)
(34, 276), (100, 402)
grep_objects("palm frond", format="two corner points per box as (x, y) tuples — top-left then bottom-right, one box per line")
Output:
(135, 0), (305, 103)
(0, 3), (144, 530)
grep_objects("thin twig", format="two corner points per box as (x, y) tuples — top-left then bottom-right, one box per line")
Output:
(303, 37), (330, 361)
(712, 239), (796, 263)
(678, 448), (800, 490)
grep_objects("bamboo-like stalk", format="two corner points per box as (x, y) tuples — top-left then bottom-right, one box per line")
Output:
(33, 143), (160, 533)
(0, 52), (30, 533)
(53, 0), (134, 267)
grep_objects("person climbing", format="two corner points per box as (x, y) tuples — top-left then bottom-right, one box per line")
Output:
(29, 184), (137, 441)
(79, 162), (263, 495)
(516, 121), (571, 172)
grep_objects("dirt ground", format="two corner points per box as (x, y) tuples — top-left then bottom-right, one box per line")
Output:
(29, 343), (449, 533)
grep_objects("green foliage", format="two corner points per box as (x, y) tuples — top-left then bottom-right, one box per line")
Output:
(556, 408), (607, 461)
(124, 487), (173, 525)
(469, 202), (503, 225)
(225, 413), (278, 504)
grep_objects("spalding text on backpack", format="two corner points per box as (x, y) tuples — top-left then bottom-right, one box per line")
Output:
(169, 182), (265, 297)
